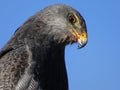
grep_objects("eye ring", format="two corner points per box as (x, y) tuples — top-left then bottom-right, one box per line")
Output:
(68, 14), (76, 23)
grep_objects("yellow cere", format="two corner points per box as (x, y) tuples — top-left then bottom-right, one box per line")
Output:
(72, 29), (87, 42)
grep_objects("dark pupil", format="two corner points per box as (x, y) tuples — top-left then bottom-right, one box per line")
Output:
(69, 15), (75, 23)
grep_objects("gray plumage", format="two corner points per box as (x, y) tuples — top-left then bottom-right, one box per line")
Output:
(0, 4), (88, 90)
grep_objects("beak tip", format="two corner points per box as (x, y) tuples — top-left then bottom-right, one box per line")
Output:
(77, 39), (88, 49)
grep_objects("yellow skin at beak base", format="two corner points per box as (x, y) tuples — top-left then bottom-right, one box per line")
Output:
(72, 29), (88, 48)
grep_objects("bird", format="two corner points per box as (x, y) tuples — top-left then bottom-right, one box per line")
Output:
(0, 4), (88, 90)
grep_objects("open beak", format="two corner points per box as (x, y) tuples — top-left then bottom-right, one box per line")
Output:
(72, 29), (88, 48)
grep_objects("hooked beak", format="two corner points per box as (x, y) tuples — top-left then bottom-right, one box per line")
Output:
(72, 29), (88, 48)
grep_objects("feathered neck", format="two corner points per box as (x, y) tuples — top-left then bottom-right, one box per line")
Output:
(31, 42), (68, 90)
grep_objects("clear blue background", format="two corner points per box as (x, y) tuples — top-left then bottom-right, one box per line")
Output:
(0, 0), (120, 90)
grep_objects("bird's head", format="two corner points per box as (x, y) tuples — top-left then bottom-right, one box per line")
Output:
(34, 4), (88, 48)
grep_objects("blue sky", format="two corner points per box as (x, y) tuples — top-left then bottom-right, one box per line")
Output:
(0, 0), (120, 90)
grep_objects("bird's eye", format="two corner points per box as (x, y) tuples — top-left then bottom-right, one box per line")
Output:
(68, 14), (76, 24)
